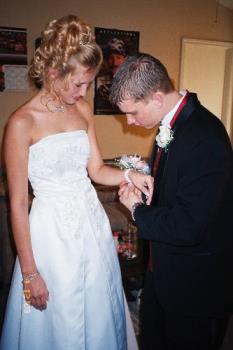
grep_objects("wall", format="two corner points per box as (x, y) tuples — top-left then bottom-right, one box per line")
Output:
(0, 0), (233, 160)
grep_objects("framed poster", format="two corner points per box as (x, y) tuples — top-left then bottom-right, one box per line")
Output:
(94, 27), (139, 115)
(0, 26), (28, 92)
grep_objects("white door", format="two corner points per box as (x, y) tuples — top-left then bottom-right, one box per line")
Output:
(179, 38), (233, 143)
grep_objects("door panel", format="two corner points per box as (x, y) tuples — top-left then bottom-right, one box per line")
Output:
(180, 38), (233, 142)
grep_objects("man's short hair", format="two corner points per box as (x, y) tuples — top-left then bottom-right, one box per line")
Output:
(109, 53), (174, 105)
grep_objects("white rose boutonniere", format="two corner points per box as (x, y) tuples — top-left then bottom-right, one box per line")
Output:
(155, 125), (174, 150)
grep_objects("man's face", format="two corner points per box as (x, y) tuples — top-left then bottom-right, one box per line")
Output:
(118, 96), (161, 129)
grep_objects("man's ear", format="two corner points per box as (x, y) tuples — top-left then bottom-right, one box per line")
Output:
(151, 91), (164, 109)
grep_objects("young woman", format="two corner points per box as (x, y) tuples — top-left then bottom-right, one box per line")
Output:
(0, 15), (153, 350)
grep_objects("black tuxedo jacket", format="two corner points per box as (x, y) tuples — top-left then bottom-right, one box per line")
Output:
(135, 93), (233, 318)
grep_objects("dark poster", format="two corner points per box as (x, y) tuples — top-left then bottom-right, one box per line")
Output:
(94, 27), (139, 115)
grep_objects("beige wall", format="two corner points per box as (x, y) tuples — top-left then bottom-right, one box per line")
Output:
(0, 0), (233, 160)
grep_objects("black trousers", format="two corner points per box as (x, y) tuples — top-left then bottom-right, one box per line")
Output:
(139, 272), (229, 350)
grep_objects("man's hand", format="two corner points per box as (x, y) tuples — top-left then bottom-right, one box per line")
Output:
(126, 171), (154, 205)
(119, 183), (142, 212)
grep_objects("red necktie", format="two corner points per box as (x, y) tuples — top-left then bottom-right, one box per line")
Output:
(148, 92), (189, 272)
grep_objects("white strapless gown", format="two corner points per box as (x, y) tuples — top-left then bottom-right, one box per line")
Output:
(0, 130), (138, 350)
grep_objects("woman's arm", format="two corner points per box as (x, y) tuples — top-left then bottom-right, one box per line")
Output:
(4, 112), (36, 273)
(4, 111), (49, 310)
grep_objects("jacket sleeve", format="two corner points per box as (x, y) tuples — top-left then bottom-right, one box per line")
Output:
(135, 137), (232, 247)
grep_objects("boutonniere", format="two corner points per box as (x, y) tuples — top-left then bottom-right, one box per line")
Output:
(155, 125), (174, 151)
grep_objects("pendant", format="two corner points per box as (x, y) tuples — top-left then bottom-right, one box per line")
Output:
(46, 99), (65, 113)
(40, 94), (66, 113)
(55, 105), (65, 113)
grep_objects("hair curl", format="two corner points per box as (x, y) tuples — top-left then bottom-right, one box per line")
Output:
(29, 15), (103, 89)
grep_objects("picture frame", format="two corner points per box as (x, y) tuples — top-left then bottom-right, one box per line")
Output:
(0, 26), (28, 92)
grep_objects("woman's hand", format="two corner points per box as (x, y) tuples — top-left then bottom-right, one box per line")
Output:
(127, 170), (154, 205)
(23, 274), (49, 311)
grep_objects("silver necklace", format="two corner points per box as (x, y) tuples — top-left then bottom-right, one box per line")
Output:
(53, 104), (65, 113)
(40, 94), (66, 113)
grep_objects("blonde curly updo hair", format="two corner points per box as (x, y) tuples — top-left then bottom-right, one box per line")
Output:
(29, 15), (103, 89)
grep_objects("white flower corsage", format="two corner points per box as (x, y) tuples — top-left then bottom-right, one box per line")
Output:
(116, 154), (150, 174)
(111, 154), (150, 203)
(155, 125), (174, 150)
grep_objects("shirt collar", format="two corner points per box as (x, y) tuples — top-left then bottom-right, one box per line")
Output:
(161, 90), (187, 126)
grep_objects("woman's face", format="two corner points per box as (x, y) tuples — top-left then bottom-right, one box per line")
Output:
(56, 64), (97, 105)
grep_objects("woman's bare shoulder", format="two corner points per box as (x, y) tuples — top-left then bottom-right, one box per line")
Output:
(5, 101), (35, 141)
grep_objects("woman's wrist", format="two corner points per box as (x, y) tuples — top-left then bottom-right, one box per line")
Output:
(22, 270), (40, 283)
(124, 169), (132, 184)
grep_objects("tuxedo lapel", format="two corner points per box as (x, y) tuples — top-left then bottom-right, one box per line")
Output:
(151, 93), (200, 199)
(149, 140), (158, 176)
(172, 93), (200, 135)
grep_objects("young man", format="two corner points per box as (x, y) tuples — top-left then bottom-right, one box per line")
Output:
(110, 53), (233, 350)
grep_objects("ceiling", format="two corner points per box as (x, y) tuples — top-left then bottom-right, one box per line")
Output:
(218, 0), (233, 10)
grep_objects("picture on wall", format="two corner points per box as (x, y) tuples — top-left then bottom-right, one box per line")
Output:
(94, 27), (139, 115)
(0, 26), (28, 92)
